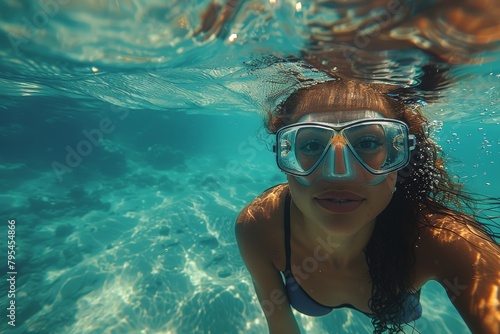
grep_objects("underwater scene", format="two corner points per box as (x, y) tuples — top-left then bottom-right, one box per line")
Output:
(1, 1), (499, 333)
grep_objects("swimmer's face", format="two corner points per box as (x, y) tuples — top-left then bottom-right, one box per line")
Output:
(285, 84), (398, 234)
(284, 110), (392, 186)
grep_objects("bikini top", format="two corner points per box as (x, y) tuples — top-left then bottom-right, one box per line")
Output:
(281, 191), (422, 323)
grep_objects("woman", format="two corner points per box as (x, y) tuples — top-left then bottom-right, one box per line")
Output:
(235, 79), (500, 333)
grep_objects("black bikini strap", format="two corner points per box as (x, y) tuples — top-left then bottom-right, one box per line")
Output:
(284, 191), (292, 271)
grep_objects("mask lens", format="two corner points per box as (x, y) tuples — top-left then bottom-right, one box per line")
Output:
(277, 125), (332, 174)
(295, 127), (332, 171)
(343, 124), (387, 171)
(343, 121), (409, 173)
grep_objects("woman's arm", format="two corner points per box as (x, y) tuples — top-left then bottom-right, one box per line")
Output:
(235, 204), (301, 334)
(419, 218), (500, 333)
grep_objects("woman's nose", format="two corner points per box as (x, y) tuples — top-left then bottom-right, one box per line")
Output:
(321, 135), (356, 180)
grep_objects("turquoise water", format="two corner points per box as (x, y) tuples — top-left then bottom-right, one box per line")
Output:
(1, 1), (499, 333)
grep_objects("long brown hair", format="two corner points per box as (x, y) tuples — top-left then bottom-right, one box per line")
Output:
(265, 78), (500, 333)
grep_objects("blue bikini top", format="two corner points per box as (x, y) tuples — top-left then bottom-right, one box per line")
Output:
(281, 191), (422, 323)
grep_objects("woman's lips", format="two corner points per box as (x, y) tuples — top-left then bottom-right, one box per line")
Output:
(314, 191), (365, 214)
(316, 191), (364, 201)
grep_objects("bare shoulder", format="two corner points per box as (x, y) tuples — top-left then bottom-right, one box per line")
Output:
(414, 212), (500, 333)
(235, 183), (301, 333)
(236, 183), (288, 226)
(417, 213), (499, 255)
(235, 183), (289, 266)
(415, 213), (500, 281)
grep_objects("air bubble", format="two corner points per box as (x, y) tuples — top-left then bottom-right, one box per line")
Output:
(228, 33), (238, 42)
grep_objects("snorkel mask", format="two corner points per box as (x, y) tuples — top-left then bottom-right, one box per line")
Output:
(274, 110), (417, 186)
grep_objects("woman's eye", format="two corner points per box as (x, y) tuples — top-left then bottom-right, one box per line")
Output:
(299, 140), (325, 155)
(354, 137), (384, 151)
